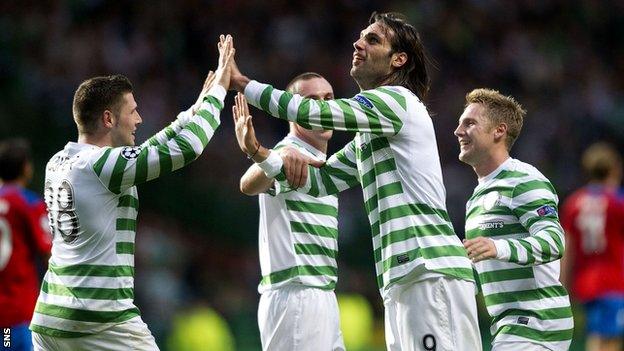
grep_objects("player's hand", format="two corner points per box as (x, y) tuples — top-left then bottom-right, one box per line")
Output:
(229, 56), (250, 92)
(215, 34), (235, 90)
(233, 92), (259, 156)
(463, 237), (497, 262)
(277, 146), (324, 188)
(191, 70), (216, 114)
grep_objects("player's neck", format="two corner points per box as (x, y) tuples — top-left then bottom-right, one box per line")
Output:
(473, 150), (510, 180)
(78, 132), (113, 148)
(291, 130), (328, 154)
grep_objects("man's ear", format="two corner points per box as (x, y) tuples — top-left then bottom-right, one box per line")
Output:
(391, 52), (408, 68)
(102, 110), (115, 129)
(493, 123), (508, 142)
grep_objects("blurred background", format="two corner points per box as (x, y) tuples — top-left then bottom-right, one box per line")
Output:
(2, 0), (623, 349)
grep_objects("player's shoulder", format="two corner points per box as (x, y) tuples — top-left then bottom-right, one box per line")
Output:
(506, 158), (550, 183)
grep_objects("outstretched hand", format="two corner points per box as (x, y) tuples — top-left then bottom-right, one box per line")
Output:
(277, 146), (324, 189)
(233, 93), (259, 156)
(228, 54), (250, 92)
(215, 34), (236, 90)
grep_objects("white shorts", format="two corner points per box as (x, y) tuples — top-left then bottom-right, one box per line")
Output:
(32, 317), (159, 351)
(491, 341), (552, 351)
(258, 285), (345, 351)
(383, 276), (482, 351)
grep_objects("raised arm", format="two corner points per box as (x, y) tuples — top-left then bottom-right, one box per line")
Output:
(233, 92), (359, 196)
(93, 35), (235, 194)
(142, 71), (217, 147)
(243, 81), (406, 136)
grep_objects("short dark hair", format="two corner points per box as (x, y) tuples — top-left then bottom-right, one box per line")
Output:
(72, 75), (133, 134)
(0, 138), (31, 181)
(582, 142), (622, 182)
(285, 72), (324, 94)
(370, 12), (430, 100)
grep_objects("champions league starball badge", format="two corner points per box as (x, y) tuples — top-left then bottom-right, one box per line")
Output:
(121, 146), (142, 160)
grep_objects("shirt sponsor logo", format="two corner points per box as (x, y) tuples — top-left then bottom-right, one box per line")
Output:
(536, 205), (557, 217)
(517, 316), (530, 325)
(353, 94), (373, 109)
(479, 220), (504, 230)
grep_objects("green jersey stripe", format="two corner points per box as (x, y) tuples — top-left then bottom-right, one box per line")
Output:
(376, 87), (407, 110)
(479, 267), (534, 284)
(296, 99), (312, 129)
(380, 245), (467, 272)
(469, 186), (514, 201)
(35, 302), (140, 324)
(108, 155), (129, 194)
(335, 99), (358, 130)
(156, 145), (172, 176)
(133, 148), (149, 184)
(320, 167), (340, 195)
(42, 281), (134, 300)
(118, 195), (139, 209)
(172, 135), (196, 165)
(360, 91), (402, 134)
(285, 200), (338, 217)
(259, 85), (274, 114)
(376, 224), (456, 254)
(116, 218), (136, 231)
(260, 265), (338, 286)
(116, 242), (134, 255)
(294, 243), (337, 259)
(494, 170), (529, 180)
(203, 95), (224, 110)
(196, 109), (219, 131)
(277, 92), (293, 120)
(361, 158), (396, 188)
(494, 307), (573, 324)
(318, 100), (335, 130)
(30, 324), (91, 338)
(484, 285), (568, 306)
(496, 324), (574, 342)
(466, 205), (512, 219)
(290, 221), (338, 239)
(379, 203), (451, 225)
(48, 264), (134, 277)
(93, 148), (112, 177)
(361, 137), (390, 162)
(513, 179), (557, 197)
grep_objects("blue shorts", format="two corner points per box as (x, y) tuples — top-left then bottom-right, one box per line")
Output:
(1, 323), (32, 351)
(584, 295), (624, 338)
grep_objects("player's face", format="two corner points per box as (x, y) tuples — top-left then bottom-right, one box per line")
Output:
(296, 77), (334, 141)
(454, 103), (496, 166)
(111, 92), (142, 147)
(351, 22), (395, 88)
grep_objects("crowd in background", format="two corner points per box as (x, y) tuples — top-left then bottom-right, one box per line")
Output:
(2, 0), (623, 349)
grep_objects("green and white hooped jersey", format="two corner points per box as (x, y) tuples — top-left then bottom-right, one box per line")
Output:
(245, 81), (473, 295)
(30, 85), (226, 337)
(465, 158), (573, 350)
(258, 134), (339, 293)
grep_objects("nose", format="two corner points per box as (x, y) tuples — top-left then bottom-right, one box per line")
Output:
(454, 124), (463, 137)
(136, 113), (143, 125)
(353, 38), (364, 51)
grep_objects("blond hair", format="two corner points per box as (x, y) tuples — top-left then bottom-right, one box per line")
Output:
(582, 142), (622, 181)
(465, 88), (526, 150)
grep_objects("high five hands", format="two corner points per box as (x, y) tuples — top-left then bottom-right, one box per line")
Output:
(232, 92), (323, 188)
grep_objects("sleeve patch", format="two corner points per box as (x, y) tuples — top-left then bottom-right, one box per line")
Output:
(353, 94), (373, 109)
(121, 146), (142, 160)
(536, 205), (557, 217)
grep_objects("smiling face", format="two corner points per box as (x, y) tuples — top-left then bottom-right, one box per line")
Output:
(350, 21), (398, 90)
(110, 92), (142, 147)
(454, 103), (497, 167)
